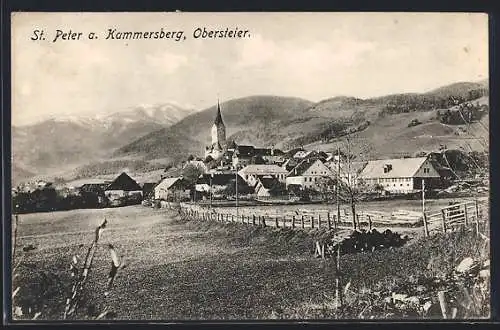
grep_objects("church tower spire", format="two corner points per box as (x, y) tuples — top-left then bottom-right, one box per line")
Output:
(214, 99), (224, 125)
(211, 99), (226, 151)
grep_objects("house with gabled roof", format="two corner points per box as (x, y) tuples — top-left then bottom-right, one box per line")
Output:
(285, 158), (334, 191)
(104, 172), (143, 206)
(154, 177), (190, 201)
(253, 175), (285, 197)
(238, 164), (288, 186)
(195, 172), (249, 195)
(358, 157), (441, 193)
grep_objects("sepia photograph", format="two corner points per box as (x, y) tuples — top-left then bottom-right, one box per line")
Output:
(10, 12), (489, 321)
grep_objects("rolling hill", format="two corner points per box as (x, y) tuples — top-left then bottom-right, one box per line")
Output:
(12, 79), (489, 184)
(116, 96), (315, 162)
(116, 80), (488, 165)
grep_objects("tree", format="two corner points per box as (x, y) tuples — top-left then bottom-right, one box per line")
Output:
(222, 178), (253, 196)
(374, 183), (384, 196)
(182, 164), (204, 187)
(204, 155), (218, 170)
(317, 176), (336, 201)
(334, 135), (373, 230)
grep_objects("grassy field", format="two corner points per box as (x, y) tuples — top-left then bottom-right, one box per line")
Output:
(12, 203), (488, 320)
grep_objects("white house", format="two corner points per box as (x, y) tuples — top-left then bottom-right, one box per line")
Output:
(238, 164), (288, 186)
(286, 159), (334, 190)
(154, 177), (189, 200)
(358, 157), (441, 194)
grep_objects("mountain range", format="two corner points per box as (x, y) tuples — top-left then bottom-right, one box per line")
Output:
(12, 103), (195, 184)
(12, 80), (489, 185)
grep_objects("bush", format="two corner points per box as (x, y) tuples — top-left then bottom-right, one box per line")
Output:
(408, 119), (422, 127)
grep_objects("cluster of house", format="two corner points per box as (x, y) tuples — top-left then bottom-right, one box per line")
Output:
(13, 172), (146, 207)
(14, 102), (449, 209)
(152, 102), (446, 201)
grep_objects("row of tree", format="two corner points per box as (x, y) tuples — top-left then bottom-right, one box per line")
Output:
(12, 188), (102, 214)
(378, 89), (487, 116)
(437, 104), (488, 125)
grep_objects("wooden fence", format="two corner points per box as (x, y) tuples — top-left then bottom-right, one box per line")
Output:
(158, 199), (489, 238)
(158, 201), (423, 230)
(424, 199), (488, 236)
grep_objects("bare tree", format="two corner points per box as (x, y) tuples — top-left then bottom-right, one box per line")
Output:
(333, 134), (373, 230)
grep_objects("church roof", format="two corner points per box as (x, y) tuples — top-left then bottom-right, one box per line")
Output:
(214, 101), (224, 125)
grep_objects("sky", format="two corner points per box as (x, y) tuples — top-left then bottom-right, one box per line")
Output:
(12, 12), (488, 126)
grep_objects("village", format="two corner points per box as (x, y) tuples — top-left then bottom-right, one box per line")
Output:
(10, 102), (490, 321)
(12, 101), (488, 215)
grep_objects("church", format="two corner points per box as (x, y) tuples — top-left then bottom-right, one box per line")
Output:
(204, 100), (285, 168)
(204, 100), (227, 160)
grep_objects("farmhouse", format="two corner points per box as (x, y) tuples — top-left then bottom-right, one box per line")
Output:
(286, 158), (334, 190)
(238, 164), (288, 186)
(104, 172), (143, 205)
(358, 157), (441, 193)
(154, 177), (190, 201)
(195, 172), (249, 196)
(253, 175), (285, 197)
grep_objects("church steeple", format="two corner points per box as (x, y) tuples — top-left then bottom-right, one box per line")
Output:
(214, 99), (224, 125)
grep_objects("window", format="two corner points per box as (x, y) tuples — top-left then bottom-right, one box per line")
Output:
(423, 167), (430, 174)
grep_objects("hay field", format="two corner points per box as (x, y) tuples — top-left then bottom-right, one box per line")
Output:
(12, 203), (485, 320)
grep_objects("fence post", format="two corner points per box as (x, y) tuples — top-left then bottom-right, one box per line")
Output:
(253, 214), (256, 226)
(368, 215), (372, 232)
(275, 217), (279, 228)
(318, 214), (321, 228)
(422, 213), (429, 237)
(441, 209), (447, 233)
(333, 214), (337, 229)
(327, 212), (331, 230)
(301, 215), (305, 229)
(262, 216), (266, 227)
(282, 217), (286, 228)
(292, 215), (296, 229)
(311, 216), (315, 229)
(475, 200), (480, 236)
(232, 214), (234, 222)
(464, 203), (469, 226)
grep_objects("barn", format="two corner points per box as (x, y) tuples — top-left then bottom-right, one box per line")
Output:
(104, 172), (143, 206)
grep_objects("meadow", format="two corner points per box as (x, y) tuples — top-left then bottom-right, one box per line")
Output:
(12, 201), (488, 320)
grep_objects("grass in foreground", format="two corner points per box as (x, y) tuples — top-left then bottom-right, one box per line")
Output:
(12, 205), (489, 320)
